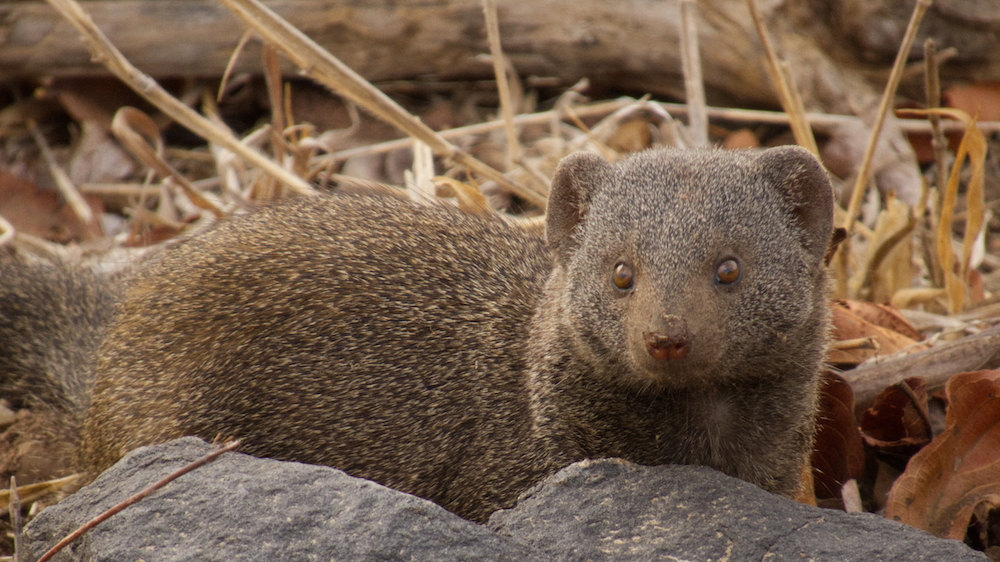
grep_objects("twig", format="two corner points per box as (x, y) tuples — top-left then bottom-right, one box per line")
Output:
(326, 99), (1000, 164)
(218, 29), (254, 103)
(481, 0), (521, 166)
(27, 120), (93, 225)
(37, 440), (241, 562)
(111, 107), (225, 218)
(746, 0), (818, 156)
(43, 0), (316, 197)
(830, 337), (877, 351)
(843, 322), (1000, 416)
(896, 378), (934, 439)
(923, 39), (948, 195)
(842, 0), (932, 234)
(679, 0), (708, 146)
(216, 0), (545, 207)
(10, 477), (21, 562)
(328, 99), (634, 162)
(0, 475), (82, 511)
(673, 103), (999, 132)
(841, 479), (864, 514)
(260, 43), (287, 200)
(780, 61), (820, 156)
(561, 104), (618, 161)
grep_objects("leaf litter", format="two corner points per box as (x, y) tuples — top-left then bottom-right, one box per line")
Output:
(0, 0), (999, 558)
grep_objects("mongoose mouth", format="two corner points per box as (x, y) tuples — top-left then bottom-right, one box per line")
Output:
(642, 314), (693, 361)
(643, 331), (691, 361)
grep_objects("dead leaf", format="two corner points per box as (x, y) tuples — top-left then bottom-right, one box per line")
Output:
(605, 118), (654, 154)
(68, 120), (136, 186)
(812, 371), (865, 500)
(722, 128), (760, 149)
(860, 376), (931, 453)
(885, 369), (1000, 540)
(944, 82), (1000, 122)
(848, 196), (915, 304)
(0, 172), (102, 243)
(839, 300), (923, 341)
(827, 301), (920, 365)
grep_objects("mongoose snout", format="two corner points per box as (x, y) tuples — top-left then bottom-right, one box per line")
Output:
(643, 314), (691, 361)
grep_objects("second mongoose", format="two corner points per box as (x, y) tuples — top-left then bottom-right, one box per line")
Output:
(78, 146), (834, 522)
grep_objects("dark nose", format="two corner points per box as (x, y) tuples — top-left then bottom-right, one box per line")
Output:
(643, 314), (691, 361)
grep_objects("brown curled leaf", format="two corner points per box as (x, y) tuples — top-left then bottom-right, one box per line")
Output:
(885, 370), (1000, 540)
(860, 376), (931, 453)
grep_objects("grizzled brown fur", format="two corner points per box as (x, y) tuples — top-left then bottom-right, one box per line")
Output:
(0, 256), (116, 415)
(63, 147), (830, 523)
(0, 256), (120, 483)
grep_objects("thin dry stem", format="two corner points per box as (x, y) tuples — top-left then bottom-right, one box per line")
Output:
(110, 107), (224, 218)
(830, 337), (877, 351)
(218, 30), (254, 103)
(261, 43), (287, 199)
(562, 104), (618, 161)
(482, 0), (521, 167)
(329, 99), (635, 162)
(779, 61), (820, 156)
(746, 0), (819, 156)
(842, 0), (932, 233)
(28, 120), (93, 225)
(679, 0), (708, 147)
(924, 39), (948, 195)
(217, 0), (545, 207)
(854, 215), (917, 301)
(80, 183), (171, 197)
(9, 476), (21, 562)
(44, 0), (317, 197)
(327, 99), (999, 165)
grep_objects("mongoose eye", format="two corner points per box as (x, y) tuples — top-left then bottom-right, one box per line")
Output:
(612, 262), (634, 290)
(716, 259), (740, 285)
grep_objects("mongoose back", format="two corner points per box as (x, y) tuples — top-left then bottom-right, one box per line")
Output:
(80, 146), (834, 522)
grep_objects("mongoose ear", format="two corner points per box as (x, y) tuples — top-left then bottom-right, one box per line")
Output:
(760, 146), (836, 263)
(547, 152), (613, 265)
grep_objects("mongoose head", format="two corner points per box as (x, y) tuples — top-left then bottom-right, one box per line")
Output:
(546, 147), (833, 390)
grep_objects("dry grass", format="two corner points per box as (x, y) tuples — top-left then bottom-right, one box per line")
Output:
(1, 0), (999, 556)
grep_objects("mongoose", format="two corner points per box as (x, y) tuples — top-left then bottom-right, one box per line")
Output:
(0, 255), (117, 415)
(0, 255), (120, 482)
(73, 147), (832, 523)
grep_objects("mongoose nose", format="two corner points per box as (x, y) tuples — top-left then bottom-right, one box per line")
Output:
(643, 314), (691, 361)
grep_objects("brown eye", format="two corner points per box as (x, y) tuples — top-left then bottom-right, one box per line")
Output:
(716, 259), (740, 285)
(612, 262), (634, 290)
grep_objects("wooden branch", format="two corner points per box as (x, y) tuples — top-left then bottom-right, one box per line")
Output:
(6, 0), (999, 111)
(843, 323), (1000, 416)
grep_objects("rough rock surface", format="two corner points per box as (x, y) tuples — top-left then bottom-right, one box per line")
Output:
(491, 458), (986, 561)
(23, 438), (532, 562)
(23, 438), (985, 562)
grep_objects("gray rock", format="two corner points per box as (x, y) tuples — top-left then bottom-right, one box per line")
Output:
(23, 439), (986, 562)
(22, 437), (534, 562)
(490, 458), (986, 561)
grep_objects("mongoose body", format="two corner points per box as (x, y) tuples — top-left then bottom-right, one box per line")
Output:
(0, 256), (119, 481)
(0, 257), (116, 416)
(79, 147), (834, 522)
